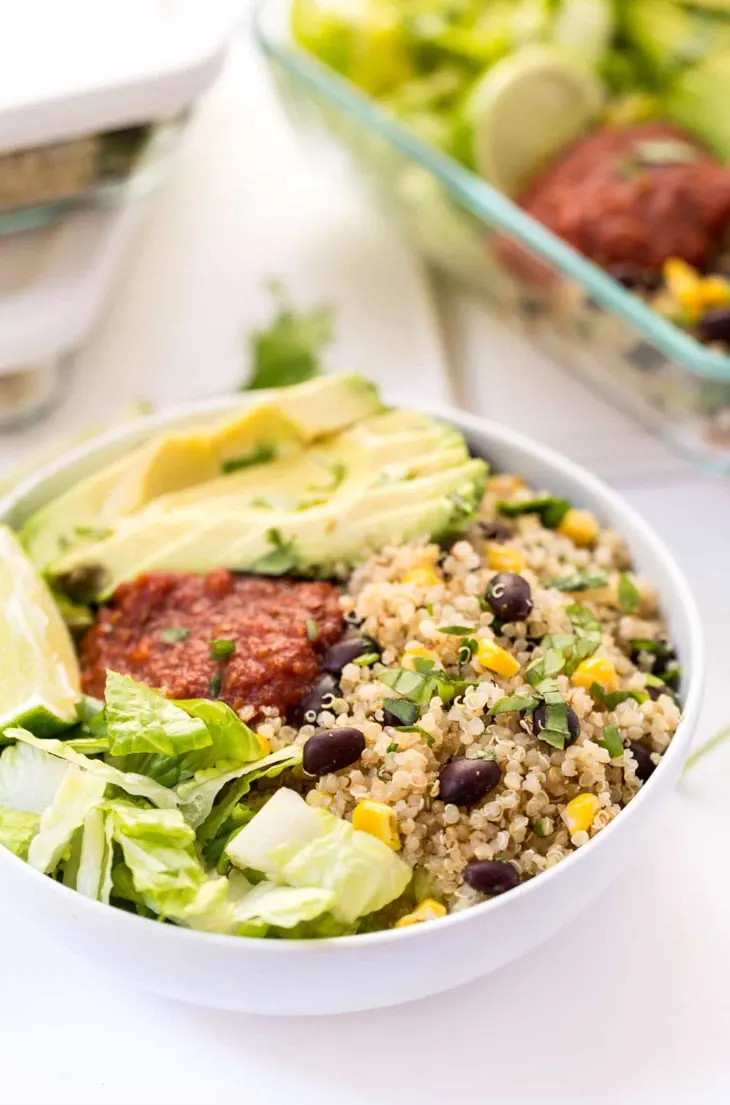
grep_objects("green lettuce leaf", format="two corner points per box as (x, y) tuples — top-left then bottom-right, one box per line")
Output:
(179, 746), (303, 831)
(0, 740), (69, 813)
(175, 699), (266, 770)
(231, 881), (336, 929)
(104, 671), (211, 758)
(5, 728), (178, 809)
(0, 807), (40, 858)
(76, 807), (114, 902)
(107, 802), (232, 931)
(226, 788), (412, 924)
(27, 768), (107, 874)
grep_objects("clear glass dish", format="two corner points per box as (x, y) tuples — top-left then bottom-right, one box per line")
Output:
(254, 0), (730, 474)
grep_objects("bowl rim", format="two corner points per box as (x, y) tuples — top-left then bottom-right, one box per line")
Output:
(0, 392), (705, 955)
(252, 0), (730, 384)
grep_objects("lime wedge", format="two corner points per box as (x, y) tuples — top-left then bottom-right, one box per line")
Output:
(0, 526), (80, 735)
(464, 45), (605, 197)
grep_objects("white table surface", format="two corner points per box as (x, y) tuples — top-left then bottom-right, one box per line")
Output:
(3, 19), (730, 1105)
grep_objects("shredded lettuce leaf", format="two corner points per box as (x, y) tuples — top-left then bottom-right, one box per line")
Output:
(0, 740), (69, 814)
(104, 672), (211, 758)
(179, 746), (303, 831)
(226, 788), (412, 923)
(5, 728), (179, 809)
(76, 807), (114, 901)
(231, 881), (336, 929)
(0, 807), (40, 858)
(27, 768), (106, 874)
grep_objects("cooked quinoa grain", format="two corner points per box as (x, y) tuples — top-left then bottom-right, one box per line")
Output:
(261, 475), (682, 922)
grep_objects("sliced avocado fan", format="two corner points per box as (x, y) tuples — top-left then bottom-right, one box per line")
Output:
(48, 407), (487, 599)
(21, 375), (382, 571)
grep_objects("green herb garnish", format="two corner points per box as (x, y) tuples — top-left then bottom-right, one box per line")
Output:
(386, 742), (400, 754)
(458, 637), (478, 666)
(630, 638), (673, 658)
(242, 281), (333, 391)
(590, 683), (648, 709)
(209, 639), (236, 661)
(533, 819), (549, 838)
(567, 604), (603, 665)
(305, 619), (319, 642)
(599, 724), (624, 759)
(437, 625), (475, 635)
(383, 698), (419, 726)
(473, 748), (496, 761)
(618, 573), (641, 614)
(222, 443), (277, 474)
(490, 693), (539, 716)
(380, 665), (476, 709)
(250, 528), (298, 576)
(547, 570), (608, 592)
(353, 652), (380, 667)
(73, 524), (113, 541)
(498, 496), (571, 528)
(208, 671), (223, 698)
(525, 649), (565, 687)
(160, 627), (189, 644)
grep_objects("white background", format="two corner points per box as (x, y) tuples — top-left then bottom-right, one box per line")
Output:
(2, 19), (730, 1105)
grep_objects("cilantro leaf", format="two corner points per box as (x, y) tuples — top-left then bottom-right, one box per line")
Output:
(547, 570), (608, 592)
(242, 281), (334, 391)
(599, 724), (624, 759)
(497, 496), (571, 528)
(618, 572), (641, 614)
(489, 693), (539, 716)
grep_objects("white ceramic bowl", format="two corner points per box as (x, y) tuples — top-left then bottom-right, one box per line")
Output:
(0, 396), (704, 1015)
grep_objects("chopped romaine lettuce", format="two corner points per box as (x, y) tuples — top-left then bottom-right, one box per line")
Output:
(5, 728), (178, 810)
(226, 788), (412, 923)
(666, 48), (730, 160)
(27, 768), (106, 874)
(104, 671), (210, 758)
(0, 807), (40, 858)
(76, 807), (114, 902)
(178, 746), (303, 831)
(174, 699), (266, 769)
(231, 882), (336, 929)
(0, 740), (69, 814)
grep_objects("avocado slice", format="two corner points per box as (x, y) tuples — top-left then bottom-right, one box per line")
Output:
(49, 408), (487, 598)
(22, 374), (382, 570)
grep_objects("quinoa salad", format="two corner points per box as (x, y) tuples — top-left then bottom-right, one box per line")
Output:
(0, 377), (682, 938)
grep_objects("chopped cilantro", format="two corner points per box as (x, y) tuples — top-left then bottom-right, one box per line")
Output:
(383, 698), (419, 725)
(497, 496), (571, 528)
(618, 572), (641, 614)
(209, 639), (236, 660)
(380, 666), (475, 709)
(566, 604), (603, 666)
(473, 748), (496, 761)
(437, 625), (475, 635)
(386, 742), (400, 754)
(305, 619), (319, 642)
(525, 649), (565, 687)
(547, 570), (608, 592)
(458, 637), (478, 665)
(538, 700), (571, 749)
(477, 596), (490, 612)
(599, 724), (624, 759)
(208, 671), (223, 698)
(160, 626), (189, 644)
(242, 281), (333, 391)
(590, 683), (648, 709)
(73, 524), (113, 541)
(661, 666), (682, 691)
(222, 443), (276, 474)
(533, 819), (549, 838)
(489, 693), (539, 716)
(630, 637), (672, 658)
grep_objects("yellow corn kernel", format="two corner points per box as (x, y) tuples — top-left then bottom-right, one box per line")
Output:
(402, 643), (441, 670)
(562, 792), (600, 835)
(558, 508), (599, 548)
(256, 734), (271, 757)
(664, 257), (701, 311)
(487, 474), (525, 497)
(394, 899), (447, 928)
(571, 655), (618, 693)
(487, 545), (526, 573)
(475, 637), (521, 678)
(352, 800), (401, 850)
(696, 276), (730, 310)
(402, 565), (440, 588)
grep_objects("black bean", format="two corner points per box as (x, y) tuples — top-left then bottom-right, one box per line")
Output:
(485, 572), (533, 622)
(323, 638), (371, 675)
(463, 859), (520, 896)
(696, 306), (730, 346)
(629, 740), (656, 783)
(439, 758), (501, 807)
(532, 702), (580, 746)
(477, 520), (513, 543)
(292, 672), (340, 724)
(303, 727), (366, 775)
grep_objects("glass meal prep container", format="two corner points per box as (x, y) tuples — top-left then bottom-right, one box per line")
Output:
(0, 2), (230, 237)
(254, 0), (730, 474)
